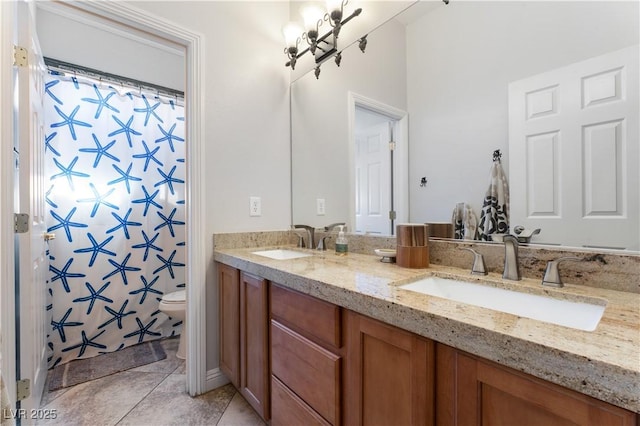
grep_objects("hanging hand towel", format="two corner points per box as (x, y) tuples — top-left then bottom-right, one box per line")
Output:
(479, 159), (510, 241)
(452, 202), (478, 240)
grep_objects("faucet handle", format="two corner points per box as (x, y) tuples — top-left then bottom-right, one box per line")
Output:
(317, 235), (332, 251)
(459, 247), (487, 276)
(542, 256), (582, 288)
(294, 232), (306, 248)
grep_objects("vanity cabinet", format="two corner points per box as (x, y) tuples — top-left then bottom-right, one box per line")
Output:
(344, 310), (435, 426)
(219, 262), (637, 425)
(217, 263), (270, 421)
(270, 284), (342, 426)
(436, 344), (637, 426)
(218, 263), (240, 387)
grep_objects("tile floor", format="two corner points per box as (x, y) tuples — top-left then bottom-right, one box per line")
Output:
(38, 337), (265, 426)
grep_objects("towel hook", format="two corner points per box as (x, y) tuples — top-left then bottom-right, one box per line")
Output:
(492, 149), (502, 162)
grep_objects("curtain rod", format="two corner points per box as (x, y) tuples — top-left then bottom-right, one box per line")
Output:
(44, 56), (184, 100)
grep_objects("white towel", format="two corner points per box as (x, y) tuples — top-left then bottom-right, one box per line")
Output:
(479, 160), (509, 241)
(452, 202), (478, 240)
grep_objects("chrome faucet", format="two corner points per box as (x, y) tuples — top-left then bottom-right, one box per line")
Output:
(460, 247), (487, 275)
(317, 223), (346, 250)
(316, 236), (331, 250)
(292, 224), (315, 249)
(542, 256), (581, 288)
(502, 235), (521, 281)
(324, 222), (346, 232)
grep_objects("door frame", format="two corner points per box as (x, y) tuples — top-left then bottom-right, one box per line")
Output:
(0, 0), (18, 410)
(63, 1), (209, 396)
(348, 92), (409, 234)
(0, 0), (211, 401)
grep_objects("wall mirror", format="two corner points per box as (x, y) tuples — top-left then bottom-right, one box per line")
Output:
(291, 1), (639, 251)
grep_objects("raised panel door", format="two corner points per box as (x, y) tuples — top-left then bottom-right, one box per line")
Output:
(436, 343), (637, 426)
(344, 310), (434, 426)
(217, 263), (240, 388)
(509, 45), (639, 250)
(240, 271), (270, 421)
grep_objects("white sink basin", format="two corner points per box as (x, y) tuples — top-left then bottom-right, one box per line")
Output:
(399, 276), (606, 331)
(251, 249), (313, 260)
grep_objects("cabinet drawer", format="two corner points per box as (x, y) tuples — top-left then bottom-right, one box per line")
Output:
(270, 283), (341, 348)
(271, 320), (341, 425)
(271, 376), (331, 426)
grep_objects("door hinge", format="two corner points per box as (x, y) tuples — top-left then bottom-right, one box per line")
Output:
(14, 213), (29, 233)
(13, 45), (28, 67)
(16, 379), (30, 401)
(389, 210), (397, 220)
(388, 141), (396, 151)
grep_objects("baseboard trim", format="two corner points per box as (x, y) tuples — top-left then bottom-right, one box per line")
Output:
(205, 368), (230, 392)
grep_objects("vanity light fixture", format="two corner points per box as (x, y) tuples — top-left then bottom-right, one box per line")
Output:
(301, 4), (325, 55)
(283, 0), (363, 72)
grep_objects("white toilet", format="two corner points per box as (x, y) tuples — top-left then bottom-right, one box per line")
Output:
(158, 290), (186, 359)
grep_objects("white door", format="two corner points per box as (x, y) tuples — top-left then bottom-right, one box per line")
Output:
(509, 45), (639, 251)
(355, 120), (392, 234)
(15, 0), (49, 416)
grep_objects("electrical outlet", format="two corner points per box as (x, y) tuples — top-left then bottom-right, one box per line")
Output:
(317, 198), (326, 215)
(250, 196), (261, 216)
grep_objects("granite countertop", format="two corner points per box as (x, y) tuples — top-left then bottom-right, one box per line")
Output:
(213, 246), (640, 413)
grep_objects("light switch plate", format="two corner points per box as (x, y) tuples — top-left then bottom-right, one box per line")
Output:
(317, 198), (326, 215)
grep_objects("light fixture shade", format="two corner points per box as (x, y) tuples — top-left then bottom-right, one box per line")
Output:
(300, 4), (325, 33)
(282, 22), (303, 48)
(325, 0), (345, 14)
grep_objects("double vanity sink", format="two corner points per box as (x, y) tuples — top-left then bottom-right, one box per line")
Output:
(218, 245), (640, 413)
(252, 248), (606, 331)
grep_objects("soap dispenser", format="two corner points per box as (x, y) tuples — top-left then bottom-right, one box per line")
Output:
(335, 225), (348, 256)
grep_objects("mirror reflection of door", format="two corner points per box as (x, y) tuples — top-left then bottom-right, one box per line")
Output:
(355, 106), (398, 235)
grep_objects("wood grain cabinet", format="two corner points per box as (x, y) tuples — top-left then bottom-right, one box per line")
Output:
(344, 310), (435, 426)
(218, 263), (240, 388)
(436, 343), (637, 426)
(217, 264), (270, 421)
(219, 264), (637, 426)
(270, 284), (343, 426)
(239, 271), (270, 420)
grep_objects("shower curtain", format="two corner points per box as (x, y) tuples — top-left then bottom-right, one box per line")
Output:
(44, 74), (185, 367)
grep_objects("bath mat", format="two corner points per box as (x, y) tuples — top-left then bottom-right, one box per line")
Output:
(48, 340), (166, 391)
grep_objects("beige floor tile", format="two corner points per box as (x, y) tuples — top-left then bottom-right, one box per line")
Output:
(117, 377), (235, 426)
(37, 370), (167, 426)
(216, 392), (266, 426)
(128, 338), (184, 375)
(40, 370), (71, 407)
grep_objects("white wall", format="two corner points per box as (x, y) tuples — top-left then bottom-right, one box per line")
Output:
(36, 6), (185, 91)
(126, 1), (291, 372)
(407, 1), (639, 224)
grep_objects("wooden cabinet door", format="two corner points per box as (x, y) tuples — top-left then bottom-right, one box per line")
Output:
(436, 344), (637, 426)
(240, 271), (270, 421)
(344, 310), (435, 426)
(218, 263), (240, 388)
